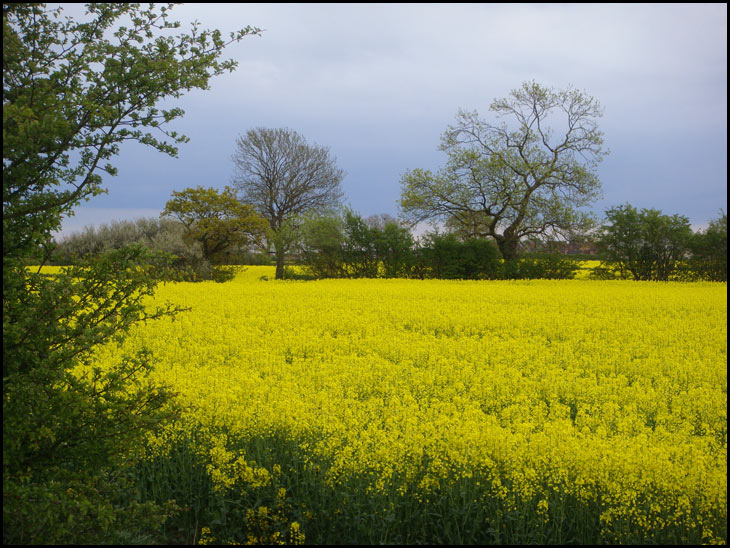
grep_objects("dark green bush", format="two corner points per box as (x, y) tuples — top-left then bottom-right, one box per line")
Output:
(502, 255), (579, 280)
(4, 468), (177, 544)
(688, 212), (727, 281)
(162, 256), (241, 283)
(298, 210), (415, 279)
(297, 212), (347, 278)
(374, 222), (415, 278)
(588, 264), (621, 280)
(417, 233), (502, 279)
(341, 210), (380, 278)
(3, 246), (184, 544)
(596, 204), (693, 281)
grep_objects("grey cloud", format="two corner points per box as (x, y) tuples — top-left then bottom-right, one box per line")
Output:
(51, 3), (726, 234)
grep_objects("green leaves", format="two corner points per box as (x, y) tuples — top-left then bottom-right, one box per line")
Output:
(162, 186), (270, 264)
(400, 82), (606, 260)
(689, 212), (727, 281)
(4, 3), (261, 259)
(597, 204), (694, 281)
(4, 4), (261, 541)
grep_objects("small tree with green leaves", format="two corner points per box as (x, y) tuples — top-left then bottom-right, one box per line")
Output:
(417, 232), (501, 279)
(373, 221), (415, 278)
(295, 211), (346, 278)
(341, 209), (380, 277)
(296, 210), (417, 279)
(597, 204), (693, 281)
(161, 185), (270, 264)
(689, 211), (727, 281)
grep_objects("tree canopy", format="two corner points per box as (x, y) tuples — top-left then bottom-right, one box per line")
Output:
(690, 211), (727, 281)
(597, 203), (694, 281)
(161, 185), (269, 263)
(399, 81), (606, 261)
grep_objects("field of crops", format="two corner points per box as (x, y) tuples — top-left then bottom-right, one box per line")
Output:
(86, 266), (726, 544)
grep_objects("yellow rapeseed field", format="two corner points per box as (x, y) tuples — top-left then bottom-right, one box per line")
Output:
(89, 266), (727, 544)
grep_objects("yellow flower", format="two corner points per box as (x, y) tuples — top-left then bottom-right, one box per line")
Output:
(93, 269), (726, 544)
(289, 522), (305, 545)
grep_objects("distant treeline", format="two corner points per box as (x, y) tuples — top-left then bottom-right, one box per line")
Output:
(49, 207), (726, 283)
(290, 210), (579, 280)
(49, 217), (269, 282)
(47, 212), (579, 281)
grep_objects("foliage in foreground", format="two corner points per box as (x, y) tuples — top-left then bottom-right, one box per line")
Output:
(3, 247), (184, 544)
(3, 2), (258, 543)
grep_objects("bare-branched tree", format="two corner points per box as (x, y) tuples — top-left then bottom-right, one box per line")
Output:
(231, 128), (344, 278)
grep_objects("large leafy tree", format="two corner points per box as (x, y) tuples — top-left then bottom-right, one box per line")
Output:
(399, 81), (606, 261)
(3, 3), (259, 543)
(231, 127), (345, 279)
(161, 185), (270, 263)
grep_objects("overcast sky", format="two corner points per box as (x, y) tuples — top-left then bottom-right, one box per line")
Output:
(55, 3), (727, 237)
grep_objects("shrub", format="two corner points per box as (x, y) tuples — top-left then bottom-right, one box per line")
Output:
(341, 210), (380, 278)
(597, 204), (693, 281)
(164, 256), (242, 283)
(51, 217), (248, 282)
(51, 217), (199, 265)
(417, 233), (502, 279)
(688, 212), (727, 281)
(3, 246), (183, 544)
(374, 221), (415, 278)
(503, 255), (580, 280)
(588, 264), (621, 280)
(297, 210), (416, 279)
(296, 212), (347, 278)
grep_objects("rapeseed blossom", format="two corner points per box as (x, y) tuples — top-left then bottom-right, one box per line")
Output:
(87, 267), (727, 543)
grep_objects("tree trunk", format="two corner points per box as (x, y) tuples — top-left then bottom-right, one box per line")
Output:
(496, 236), (520, 262)
(274, 245), (285, 279)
